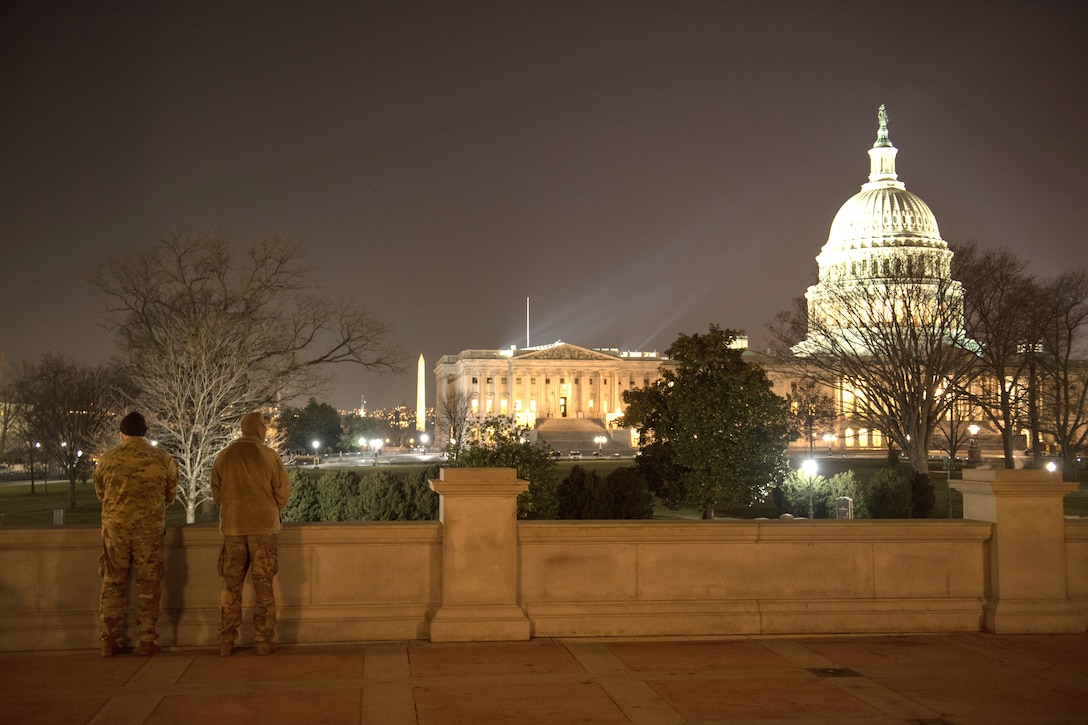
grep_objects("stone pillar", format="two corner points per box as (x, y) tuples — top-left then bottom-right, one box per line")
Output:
(428, 468), (531, 642)
(952, 468), (1082, 634)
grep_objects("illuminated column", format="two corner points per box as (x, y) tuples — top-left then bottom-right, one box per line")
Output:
(416, 354), (426, 432)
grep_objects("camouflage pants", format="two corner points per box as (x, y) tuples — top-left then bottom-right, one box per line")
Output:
(98, 528), (165, 644)
(218, 534), (278, 644)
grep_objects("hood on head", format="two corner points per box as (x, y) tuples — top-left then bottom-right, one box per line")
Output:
(240, 412), (267, 440)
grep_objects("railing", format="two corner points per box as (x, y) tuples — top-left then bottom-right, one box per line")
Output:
(0, 468), (1083, 651)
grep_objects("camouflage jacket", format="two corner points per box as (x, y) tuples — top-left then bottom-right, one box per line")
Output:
(94, 437), (179, 536)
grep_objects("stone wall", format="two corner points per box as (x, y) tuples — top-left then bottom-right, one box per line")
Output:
(0, 467), (1084, 651)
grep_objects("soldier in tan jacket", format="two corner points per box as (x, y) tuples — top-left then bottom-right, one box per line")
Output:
(211, 412), (291, 656)
(94, 411), (179, 657)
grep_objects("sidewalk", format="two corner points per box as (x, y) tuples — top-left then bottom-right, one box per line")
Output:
(1, 633), (1086, 724)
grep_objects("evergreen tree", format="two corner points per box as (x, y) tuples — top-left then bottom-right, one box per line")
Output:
(445, 416), (559, 518)
(622, 325), (791, 518)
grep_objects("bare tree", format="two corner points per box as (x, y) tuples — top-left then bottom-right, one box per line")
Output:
(784, 378), (837, 454)
(1037, 269), (1088, 481)
(0, 367), (23, 462)
(932, 382), (979, 477)
(950, 242), (1038, 467)
(10, 354), (124, 509)
(93, 233), (404, 522)
(437, 388), (472, 450)
(774, 271), (981, 516)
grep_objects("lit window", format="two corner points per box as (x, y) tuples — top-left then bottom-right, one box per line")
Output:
(471, 398), (479, 415)
(486, 377), (493, 384)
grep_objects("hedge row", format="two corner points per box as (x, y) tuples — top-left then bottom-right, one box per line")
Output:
(282, 464), (655, 522)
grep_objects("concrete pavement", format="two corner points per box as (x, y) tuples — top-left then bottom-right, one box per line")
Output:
(1, 633), (1086, 724)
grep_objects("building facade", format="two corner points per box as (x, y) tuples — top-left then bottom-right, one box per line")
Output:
(433, 341), (673, 444)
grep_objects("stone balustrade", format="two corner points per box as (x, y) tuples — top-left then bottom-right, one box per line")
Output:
(0, 467), (1084, 651)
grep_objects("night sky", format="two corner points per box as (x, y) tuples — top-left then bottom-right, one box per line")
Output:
(3, 1), (1086, 411)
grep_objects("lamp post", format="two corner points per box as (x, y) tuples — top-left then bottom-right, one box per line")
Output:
(370, 438), (383, 460)
(420, 433), (429, 451)
(823, 433), (836, 455)
(311, 440), (321, 468)
(968, 424), (981, 465)
(28, 441), (40, 495)
(802, 458), (818, 519)
(594, 435), (606, 457)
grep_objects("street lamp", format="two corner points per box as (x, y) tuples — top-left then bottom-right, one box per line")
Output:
(594, 435), (606, 456)
(420, 433), (429, 451)
(311, 440), (321, 468)
(967, 424), (981, 464)
(370, 438), (383, 459)
(823, 433), (836, 455)
(28, 441), (40, 495)
(801, 458), (818, 519)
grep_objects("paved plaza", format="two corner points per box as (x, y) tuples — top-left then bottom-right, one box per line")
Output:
(1, 633), (1086, 724)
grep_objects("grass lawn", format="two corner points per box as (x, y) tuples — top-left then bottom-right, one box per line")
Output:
(0, 481), (190, 527)
(1, 458), (1085, 526)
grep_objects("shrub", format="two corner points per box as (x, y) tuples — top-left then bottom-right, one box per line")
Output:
(317, 470), (363, 521)
(281, 469), (321, 522)
(357, 467), (439, 521)
(557, 465), (654, 519)
(780, 469), (866, 519)
(605, 467), (654, 519)
(557, 466), (600, 519)
(866, 467), (912, 518)
(405, 465), (440, 520)
(781, 471), (827, 517)
(825, 470), (867, 519)
(358, 470), (410, 520)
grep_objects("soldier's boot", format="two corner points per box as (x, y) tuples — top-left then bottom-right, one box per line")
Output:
(101, 638), (119, 658)
(134, 640), (160, 656)
(219, 640), (235, 657)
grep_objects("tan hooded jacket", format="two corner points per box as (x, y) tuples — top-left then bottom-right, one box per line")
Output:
(211, 413), (291, 535)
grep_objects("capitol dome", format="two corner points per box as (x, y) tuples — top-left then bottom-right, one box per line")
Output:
(812, 105), (953, 287)
(824, 186), (943, 253)
(794, 105), (965, 357)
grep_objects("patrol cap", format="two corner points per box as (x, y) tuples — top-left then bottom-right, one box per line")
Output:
(119, 411), (148, 436)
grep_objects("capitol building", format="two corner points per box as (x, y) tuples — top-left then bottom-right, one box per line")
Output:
(434, 107), (971, 453)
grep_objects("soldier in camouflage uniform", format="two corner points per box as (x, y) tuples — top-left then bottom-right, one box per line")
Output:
(94, 411), (179, 657)
(212, 412), (290, 656)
